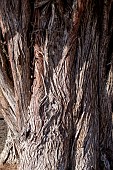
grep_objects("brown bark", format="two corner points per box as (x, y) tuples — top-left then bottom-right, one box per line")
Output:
(0, 0), (113, 170)
(0, 128), (19, 165)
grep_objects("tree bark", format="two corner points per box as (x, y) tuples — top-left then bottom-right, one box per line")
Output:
(0, 128), (19, 164)
(0, 0), (113, 170)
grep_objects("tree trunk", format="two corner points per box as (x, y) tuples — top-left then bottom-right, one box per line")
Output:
(0, 0), (113, 170)
(0, 128), (19, 164)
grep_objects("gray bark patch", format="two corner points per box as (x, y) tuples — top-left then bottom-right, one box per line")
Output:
(0, 114), (7, 154)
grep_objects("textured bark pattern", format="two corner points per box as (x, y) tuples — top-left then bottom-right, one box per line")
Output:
(0, 128), (19, 164)
(0, 0), (113, 170)
(0, 114), (7, 154)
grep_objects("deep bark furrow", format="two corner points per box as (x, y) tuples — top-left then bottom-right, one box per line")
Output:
(0, 0), (113, 170)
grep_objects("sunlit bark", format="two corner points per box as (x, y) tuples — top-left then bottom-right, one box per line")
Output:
(0, 0), (113, 170)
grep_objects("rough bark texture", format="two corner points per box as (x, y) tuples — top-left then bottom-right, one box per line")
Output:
(0, 128), (19, 164)
(0, 0), (113, 170)
(0, 114), (7, 154)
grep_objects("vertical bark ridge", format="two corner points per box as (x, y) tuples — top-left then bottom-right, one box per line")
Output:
(98, 1), (113, 169)
(0, 0), (31, 130)
(0, 0), (113, 170)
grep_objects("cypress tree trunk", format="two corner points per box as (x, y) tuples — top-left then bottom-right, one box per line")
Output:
(0, 0), (113, 169)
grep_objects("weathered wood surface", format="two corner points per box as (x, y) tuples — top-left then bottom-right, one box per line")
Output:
(0, 0), (113, 170)
(0, 114), (7, 154)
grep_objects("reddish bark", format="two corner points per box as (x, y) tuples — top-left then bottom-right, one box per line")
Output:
(0, 0), (113, 169)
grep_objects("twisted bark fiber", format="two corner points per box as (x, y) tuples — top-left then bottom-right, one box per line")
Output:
(0, 0), (113, 170)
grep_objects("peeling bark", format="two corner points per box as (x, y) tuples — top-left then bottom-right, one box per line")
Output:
(0, 0), (113, 170)
(0, 128), (19, 165)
